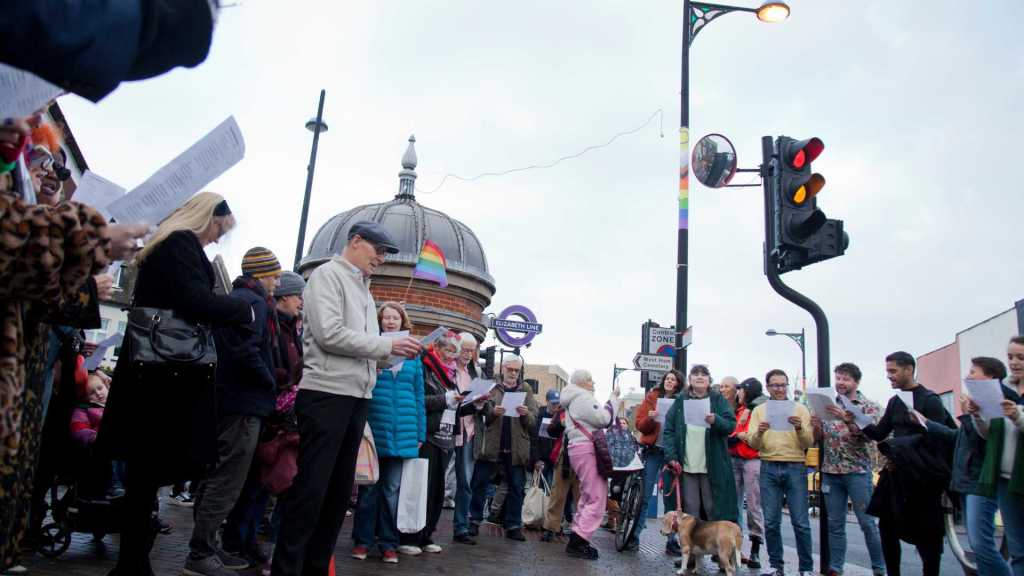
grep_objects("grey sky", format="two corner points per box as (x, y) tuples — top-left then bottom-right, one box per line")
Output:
(61, 0), (1023, 402)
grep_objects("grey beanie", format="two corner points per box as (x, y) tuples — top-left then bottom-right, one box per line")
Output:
(276, 271), (306, 298)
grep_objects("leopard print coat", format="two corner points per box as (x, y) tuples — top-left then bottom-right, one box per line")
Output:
(0, 190), (110, 463)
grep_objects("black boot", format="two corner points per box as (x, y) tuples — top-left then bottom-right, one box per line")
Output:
(565, 532), (598, 560)
(747, 536), (762, 569)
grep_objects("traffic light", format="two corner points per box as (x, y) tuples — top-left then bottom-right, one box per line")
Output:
(479, 345), (496, 379)
(768, 136), (848, 273)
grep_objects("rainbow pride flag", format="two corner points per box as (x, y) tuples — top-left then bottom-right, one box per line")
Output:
(413, 240), (448, 288)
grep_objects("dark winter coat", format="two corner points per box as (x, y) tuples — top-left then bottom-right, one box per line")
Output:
(421, 350), (474, 450)
(477, 383), (539, 466)
(98, 230), (250, 483)
(663, 391), (738, 522)
(214, 277), (279, 418)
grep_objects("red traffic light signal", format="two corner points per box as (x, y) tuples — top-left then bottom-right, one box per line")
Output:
(782, 137), (824, 170)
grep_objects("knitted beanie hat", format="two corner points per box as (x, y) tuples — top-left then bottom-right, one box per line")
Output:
(241, 247), (282, 278)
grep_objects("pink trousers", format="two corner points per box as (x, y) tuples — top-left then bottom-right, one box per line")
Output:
(568, 442), (608, 541)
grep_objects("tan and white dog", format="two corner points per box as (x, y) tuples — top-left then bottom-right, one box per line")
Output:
(661, 511), (742, 576)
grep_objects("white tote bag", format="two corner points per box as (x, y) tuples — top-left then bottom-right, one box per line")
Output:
(521, 470), (550, 529)
(397, 458), (429, 533)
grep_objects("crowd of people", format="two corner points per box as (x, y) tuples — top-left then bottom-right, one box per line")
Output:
(2, 74), (1023, 576)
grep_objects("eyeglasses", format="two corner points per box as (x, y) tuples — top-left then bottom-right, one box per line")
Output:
(28, 147), (55, 171)
(767, 383), (789, 389)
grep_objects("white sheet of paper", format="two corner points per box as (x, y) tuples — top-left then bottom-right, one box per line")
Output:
(84, 333), (124, 371)
(460, 378), (496, 405)
(683, 397), (711, 428)
(419, 326), (448, 348)
(500, 392), (526, 415)
(72, 171), (126, 218)
(539, 417), (553, 439)
(895, 390), (915, 410)
(766, 400), (796, 431)
(964, 379), (1005, 421)
(106, 116), (245, 224)
(837, 395), (873, 428)
(380, 331), (410, 369)
(0, 63), (63, 119)
(655, 398), (675, 424)
(806, 387), (840, 421)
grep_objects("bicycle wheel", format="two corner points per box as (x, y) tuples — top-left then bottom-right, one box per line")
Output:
(615, 472), (644, 551)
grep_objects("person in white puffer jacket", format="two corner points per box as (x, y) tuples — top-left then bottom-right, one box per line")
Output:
(560, 369), (619, 560)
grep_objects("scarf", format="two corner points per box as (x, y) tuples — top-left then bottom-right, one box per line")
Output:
(421, 349), (456, 391)
(976, 416), (1024, 498)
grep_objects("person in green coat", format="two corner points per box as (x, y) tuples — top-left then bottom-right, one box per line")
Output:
(664, 365), (739, 523)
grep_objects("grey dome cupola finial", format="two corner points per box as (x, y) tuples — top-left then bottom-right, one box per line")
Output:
(397, 134), (418, 200)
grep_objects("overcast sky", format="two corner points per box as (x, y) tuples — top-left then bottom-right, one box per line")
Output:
(61, 0), (1023, 402)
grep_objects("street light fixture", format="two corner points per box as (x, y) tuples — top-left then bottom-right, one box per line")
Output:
(294, 89), (328, 270)
(756, 1), (791, 23)
(676, 1), (790, 374)
(765, 327), (806, 389)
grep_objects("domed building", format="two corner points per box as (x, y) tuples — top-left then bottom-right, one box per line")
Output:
(298, 136), (496, 340)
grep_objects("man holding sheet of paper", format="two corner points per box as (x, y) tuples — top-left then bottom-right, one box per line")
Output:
(808, 363), (885, 576)
(467, 354), (537, 542)
(663, 365), (738, 525)
(857, 351), (955, 576)
(740, 369), (814, 576)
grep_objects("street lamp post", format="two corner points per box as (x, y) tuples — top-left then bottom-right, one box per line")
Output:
(294, 89), (329, 270)
(766, 327), (806, 388)
(676, 1), (789, 372)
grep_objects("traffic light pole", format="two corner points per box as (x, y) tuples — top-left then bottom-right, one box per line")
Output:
(761, 135), (831, 573)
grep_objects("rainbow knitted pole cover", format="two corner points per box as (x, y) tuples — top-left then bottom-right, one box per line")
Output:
(413, 239), (448, 288)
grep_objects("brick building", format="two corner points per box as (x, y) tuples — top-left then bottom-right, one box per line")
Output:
(523, 364), (569, 401)
(297, 136), (495, 340)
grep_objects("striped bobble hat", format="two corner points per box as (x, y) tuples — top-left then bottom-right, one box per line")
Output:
(241, 247), (282, 279)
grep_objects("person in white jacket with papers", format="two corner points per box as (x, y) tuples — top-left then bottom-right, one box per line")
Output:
(560, 369), (617, 560)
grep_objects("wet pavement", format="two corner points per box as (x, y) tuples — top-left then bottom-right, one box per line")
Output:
(20, 491), (930, 576)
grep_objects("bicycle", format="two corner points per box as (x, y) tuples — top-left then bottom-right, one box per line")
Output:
(614, 465), (646, 551)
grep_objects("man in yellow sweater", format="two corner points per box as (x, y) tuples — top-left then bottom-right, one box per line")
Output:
(741, 369), (815, 576)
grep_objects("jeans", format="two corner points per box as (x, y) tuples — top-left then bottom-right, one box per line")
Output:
(469, 455), (525, 530)
(733, 457), (763, 541)
(635, 449), (674, 540)
(966, 493), (1011, 576)
(996, 478), (1024, 576)
(189, 415), (262, 560)
(760, 461), (813, 572)
(353, 457), (404, 552)
(568, 443), (607, 541)
(452, 443), (475, 536)
(824, 472), (884, 574)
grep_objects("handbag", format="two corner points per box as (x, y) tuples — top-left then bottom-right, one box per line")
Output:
(125, 306), (217, 368)
(521, 470), (550, 529)
(257, 429), (300, 495)
(354, 424), (379, 486)
(397, 458), (429, 533)
(567, 412), (615, 477)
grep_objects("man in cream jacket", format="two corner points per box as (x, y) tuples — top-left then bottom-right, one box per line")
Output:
(272, 221), (421, 576)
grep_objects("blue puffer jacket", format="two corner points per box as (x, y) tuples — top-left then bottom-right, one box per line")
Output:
(368, 359), (426, 458)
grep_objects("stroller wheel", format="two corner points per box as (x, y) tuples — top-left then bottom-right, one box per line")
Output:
(38, 522), (71, 558)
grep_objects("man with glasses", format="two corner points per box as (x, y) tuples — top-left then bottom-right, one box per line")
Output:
(272, 222), (422, 576)
(742, 369), (815, 576)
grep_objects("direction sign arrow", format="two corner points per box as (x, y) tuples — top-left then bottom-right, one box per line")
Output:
(633, 353), (674, 372)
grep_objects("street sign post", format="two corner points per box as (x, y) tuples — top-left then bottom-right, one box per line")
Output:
(633, 353), (675, 372)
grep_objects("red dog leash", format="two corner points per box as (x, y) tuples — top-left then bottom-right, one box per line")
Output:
(658, 465), (684, 513)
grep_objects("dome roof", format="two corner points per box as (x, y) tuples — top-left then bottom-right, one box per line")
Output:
(299, 136), (494, 289)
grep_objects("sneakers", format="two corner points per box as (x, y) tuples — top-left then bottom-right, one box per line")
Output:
(183, 555), (242, 576)
(443, 498), (455, 509)
(156, 517), (174, 534)
(351, 546), (369, 560)
(540, 529), (555, 543)
(170, 492), (194, 506)
(505, 528), (526, 541)
(453, 533), (477, 545)
(423, 543), (442, 553)
(760, 568), (785, 576)
(565, 532), (599, 560)
(215, 549), (250, 570)
(382, 550), (399, 564)
(397, 545), (422, 556)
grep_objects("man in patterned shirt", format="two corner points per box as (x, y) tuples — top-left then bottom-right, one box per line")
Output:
(810, 363), (885, 576)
